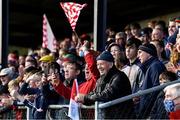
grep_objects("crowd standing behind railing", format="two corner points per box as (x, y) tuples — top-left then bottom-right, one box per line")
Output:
(0, 16), (180, 119)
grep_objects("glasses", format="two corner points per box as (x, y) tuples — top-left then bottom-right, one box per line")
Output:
(66, 66), (77, 71)
(46, 69), (59, 76)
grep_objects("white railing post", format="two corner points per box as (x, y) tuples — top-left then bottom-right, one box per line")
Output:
(26, 107), (30, 120)
(95, 101), (99, 120)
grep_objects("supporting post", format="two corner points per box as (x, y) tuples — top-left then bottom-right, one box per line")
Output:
(95, 101), (99, 120)
(26, 107), (30, 120)
(0, 0), (9, 68)
(93, 0), (107, 51)
(0, 0), (2, 68)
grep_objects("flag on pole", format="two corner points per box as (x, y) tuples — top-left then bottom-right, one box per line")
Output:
(68, 79), (80, 120)
(60, 2), (87, 31)
(42, 14), (57, 52)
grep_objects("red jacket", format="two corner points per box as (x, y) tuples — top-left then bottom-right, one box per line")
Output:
(169, 109), (180, 120)
(54, 51), (99, 99)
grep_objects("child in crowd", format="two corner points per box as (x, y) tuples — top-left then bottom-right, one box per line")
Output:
(11, 72), (49, 119)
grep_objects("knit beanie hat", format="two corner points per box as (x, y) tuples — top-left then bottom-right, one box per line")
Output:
(139, 43), (157, 57)
(175, 16), (180, 23)
(63, 53), (80, 62)
(96, 51), (114, 62)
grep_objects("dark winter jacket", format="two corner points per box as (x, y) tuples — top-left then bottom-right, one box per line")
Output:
(149, 91), (169, 119)
(20, 83), (63, 119)
(0, 84), (9, 95)
(137, 57), (166, 118)
(84, 66), (135, 119)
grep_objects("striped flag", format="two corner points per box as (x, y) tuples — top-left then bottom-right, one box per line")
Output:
(60, 2), (87, 31)
(42, 14), (57, 52)
(68, 79), (80, 120)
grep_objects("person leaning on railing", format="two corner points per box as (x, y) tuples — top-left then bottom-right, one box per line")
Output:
(75, 51), (135, 119)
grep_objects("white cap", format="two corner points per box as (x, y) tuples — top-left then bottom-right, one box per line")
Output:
(0, 68), (14, 79)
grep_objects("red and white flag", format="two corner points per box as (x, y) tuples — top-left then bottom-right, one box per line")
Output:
(60, 2), (87, 31)
(68, 79), (80, 120)
(42, 14), (57, 52)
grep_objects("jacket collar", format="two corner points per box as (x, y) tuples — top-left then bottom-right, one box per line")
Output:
(127, 58), (140, 66)
(102, 65), (118, 83)
(140, 56), (157, 72)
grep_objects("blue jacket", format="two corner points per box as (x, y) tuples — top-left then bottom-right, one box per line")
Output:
(23, 94), (48, 119)
(19, 83), (63, 119)
(19, 82), (40, 95)
(137, 57), (166, 118)
(140, 57), (166, 90)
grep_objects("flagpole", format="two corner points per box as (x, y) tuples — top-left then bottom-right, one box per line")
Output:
(73, 31), (80, 40)
(78, 103), (82, 119)
(73, 30), (82, 49)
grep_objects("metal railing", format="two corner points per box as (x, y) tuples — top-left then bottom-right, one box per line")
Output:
(95, 79), (180, 119)
(1, 79), (179, 119)
(15, 104), (95, 120)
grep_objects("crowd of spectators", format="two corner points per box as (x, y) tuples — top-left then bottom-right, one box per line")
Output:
(0, 16), (180, 119)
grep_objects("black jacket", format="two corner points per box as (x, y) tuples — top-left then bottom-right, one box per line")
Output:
(0, 84), (9, 95)
(149, 91), (169, 119)
(84, 66), (135, 119)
